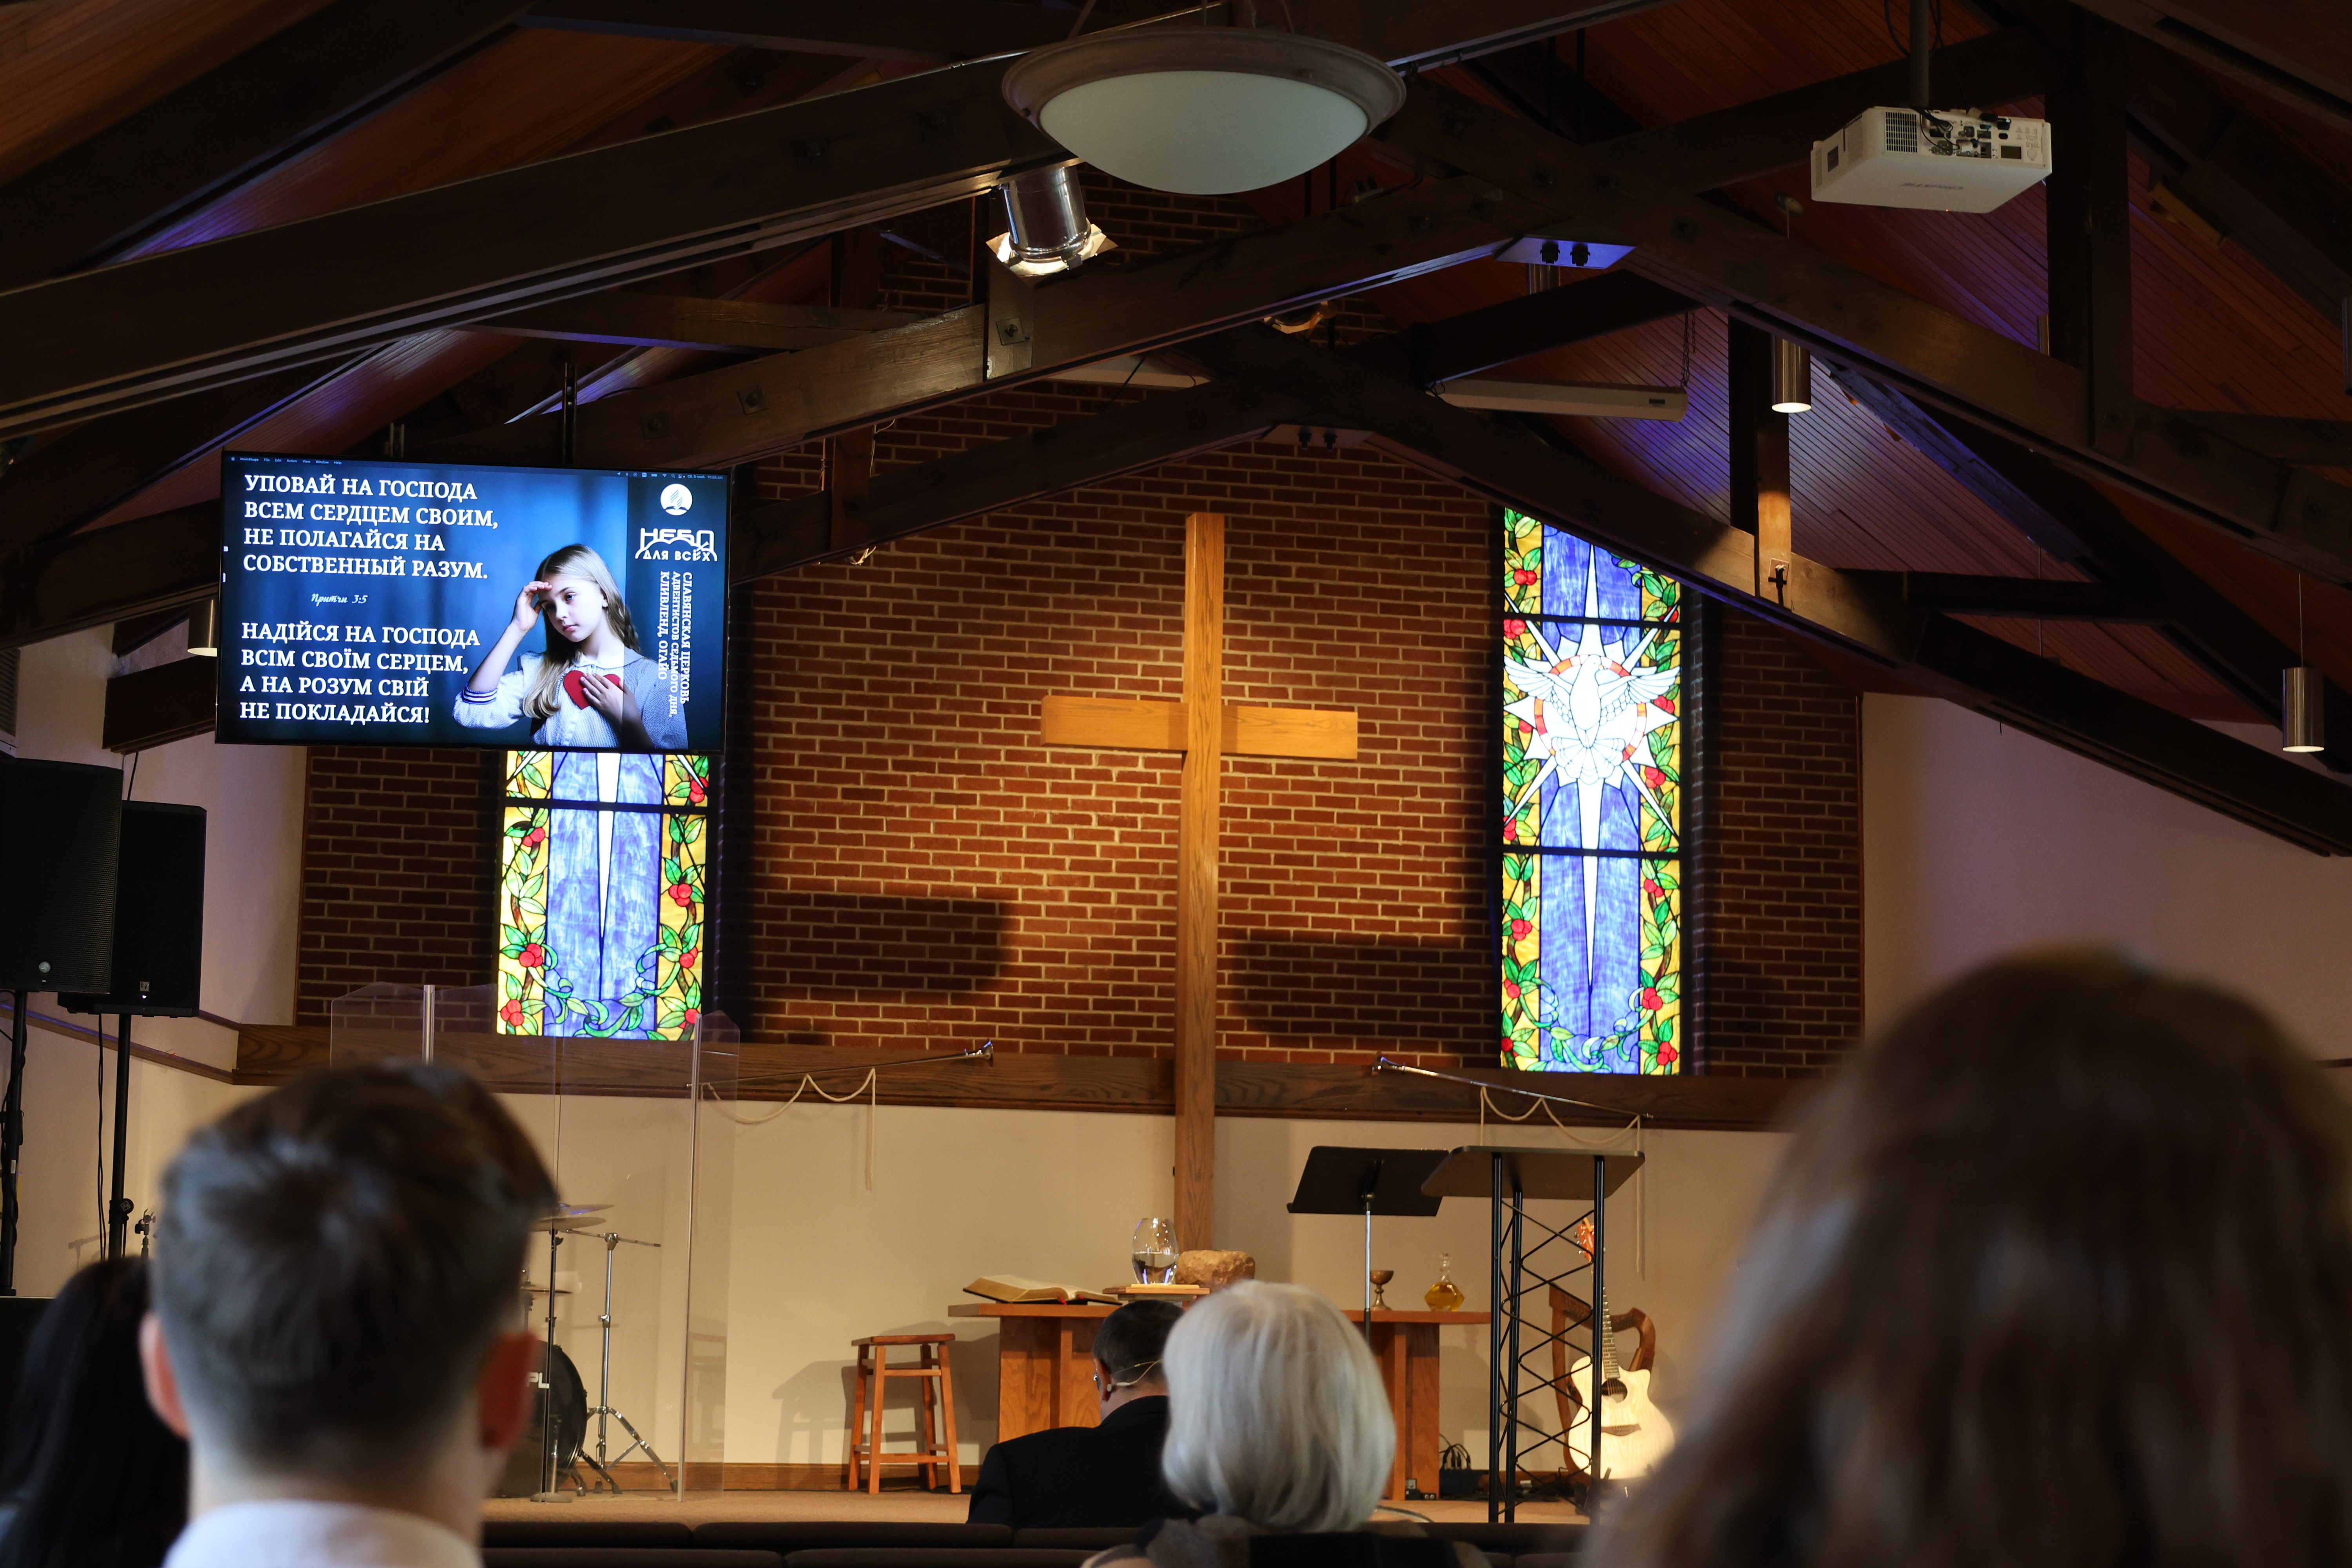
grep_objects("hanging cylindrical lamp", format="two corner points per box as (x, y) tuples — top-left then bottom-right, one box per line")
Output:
(1002, 27), (1405, 196)
(1770, 338), (1813, 413)
(2283, 665), (2326, 752)
(187, 597), (220, 658)
(992, 166), (1113, 276)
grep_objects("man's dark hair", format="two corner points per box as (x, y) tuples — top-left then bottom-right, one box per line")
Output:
(1095, 1300), (1183, 1388)
(151, 1064), (555, 1484)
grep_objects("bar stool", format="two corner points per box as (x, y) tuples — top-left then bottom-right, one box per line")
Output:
(845, 1333), (962, 1494)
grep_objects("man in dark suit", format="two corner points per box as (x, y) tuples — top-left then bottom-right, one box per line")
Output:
(967, 1299), (1188, 1529)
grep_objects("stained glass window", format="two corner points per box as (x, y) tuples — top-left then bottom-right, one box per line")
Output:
(1499, 510), (1684, 1074)
(497, 750), (710, 1039)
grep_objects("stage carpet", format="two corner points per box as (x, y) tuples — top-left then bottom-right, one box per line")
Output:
(483, 1490), (1586, 1525)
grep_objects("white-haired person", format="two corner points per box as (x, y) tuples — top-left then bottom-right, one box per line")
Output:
(1087, 1282), (1483, 1568)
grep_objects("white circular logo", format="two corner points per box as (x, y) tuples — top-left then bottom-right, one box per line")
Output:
(659, 483), (694, 515)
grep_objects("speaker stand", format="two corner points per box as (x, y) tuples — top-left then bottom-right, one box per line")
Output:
(106, 1013), (133, 1261)
(0, 988), (24, 1295)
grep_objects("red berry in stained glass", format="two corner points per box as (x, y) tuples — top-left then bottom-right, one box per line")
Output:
(518, 943), (543, 969)
(1509, 918), (1532, 939)
(1641, 987), (1663, 1010)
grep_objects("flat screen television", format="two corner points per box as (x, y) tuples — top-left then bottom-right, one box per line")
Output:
(218, 454), (728, 753)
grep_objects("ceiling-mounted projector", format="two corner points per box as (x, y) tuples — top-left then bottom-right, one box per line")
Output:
(1810, 107), (2050, 213)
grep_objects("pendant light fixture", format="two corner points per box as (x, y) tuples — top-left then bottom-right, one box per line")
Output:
(1770, 338), (1813, 413)
(2283, 573), (2325, 752)
(1002, 17), (1406, 197)
(187, 597), (220, 658)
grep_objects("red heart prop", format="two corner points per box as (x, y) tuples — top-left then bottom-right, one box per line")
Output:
(561, 670), (623, 709)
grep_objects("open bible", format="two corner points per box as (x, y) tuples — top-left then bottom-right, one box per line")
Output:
(963, 1274), (1123, 1305)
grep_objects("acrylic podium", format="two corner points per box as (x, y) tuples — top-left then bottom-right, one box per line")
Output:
(1421, 1145), (1644, 1521)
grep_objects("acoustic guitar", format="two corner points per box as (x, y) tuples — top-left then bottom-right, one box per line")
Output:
(1550, 1266), (1675, 1481)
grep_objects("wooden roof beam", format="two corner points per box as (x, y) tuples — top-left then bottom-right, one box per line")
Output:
(731, 270), (1695, 576)
(416, 174), (1555, 470)
(0, 0), (527, 291)
(2171, 412), (2352, 467)
(1836, 367), (2352, 775)
(1182, 323), (2352, 855)
(2071, 0), (2352, 136)
(1841, 571), (2167, 622)
(0, 59), (1065, 436)
(472, 295), (921, 352)
(1375, 78), (2352, 592)
(517, 0), (1075, 62)
(0, 0), (1674, 437)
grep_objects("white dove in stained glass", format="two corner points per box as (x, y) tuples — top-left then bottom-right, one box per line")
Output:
(1502, 562), (1679, 846)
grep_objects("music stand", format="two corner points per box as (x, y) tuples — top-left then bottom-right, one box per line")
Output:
(1287, 1147), (1447, 1342)
(1421, 1145), (1643, 1521)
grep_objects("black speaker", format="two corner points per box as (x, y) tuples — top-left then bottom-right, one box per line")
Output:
(0, 758), (122, 994)
(59, 802), (205, 1018)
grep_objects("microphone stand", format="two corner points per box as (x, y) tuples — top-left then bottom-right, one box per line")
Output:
(107, 1012), (134, 1259)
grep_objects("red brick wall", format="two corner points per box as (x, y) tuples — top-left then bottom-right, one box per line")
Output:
(289, 171), (1867, 1071)
(295, 748), (495, 1024)
(742, 421), (1495, 1067)
(1689, 609), (1865, 1076)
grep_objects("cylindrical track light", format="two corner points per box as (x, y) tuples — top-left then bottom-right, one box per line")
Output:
(994, 167), (1112, 276)
(1770, 339), (1813, 413)
(2283, 664), (2326, 752)
(187, 597), (220, 658)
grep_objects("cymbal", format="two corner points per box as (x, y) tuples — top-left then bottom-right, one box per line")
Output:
(544, 1203), (611, 1218)
(532, 1214), (607, 1232)
(523, 1285), (573, 1296)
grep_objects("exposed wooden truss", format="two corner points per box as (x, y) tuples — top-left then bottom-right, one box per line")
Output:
(0, 0), (527, 290)
(719, 317), (2352, 853)
(1373, 80), (2352, 591)
(2069, 0), (2352, 134)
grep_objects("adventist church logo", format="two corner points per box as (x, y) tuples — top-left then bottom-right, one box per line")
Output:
(635, 524), (718, 562)
(659, 483), (695, 516)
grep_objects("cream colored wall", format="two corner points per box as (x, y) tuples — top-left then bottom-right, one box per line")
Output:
(1861, 693), (2352, 1052)
(15, 626), (308, 1063)
(3, 625), (303, 1294)
(717, 1102), (1784, 1469)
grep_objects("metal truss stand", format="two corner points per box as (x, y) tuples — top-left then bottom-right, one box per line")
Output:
(1423, 1145), (1643, 1523)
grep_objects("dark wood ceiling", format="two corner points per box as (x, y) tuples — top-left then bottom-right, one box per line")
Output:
(5, 0), (2352, 841)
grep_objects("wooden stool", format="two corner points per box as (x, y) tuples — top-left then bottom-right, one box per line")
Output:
(845, 1334), (962, 1494)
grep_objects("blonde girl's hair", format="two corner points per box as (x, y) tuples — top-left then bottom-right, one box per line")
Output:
(521, 544), (641, 722)
(1159, 1281), (1394, 1533)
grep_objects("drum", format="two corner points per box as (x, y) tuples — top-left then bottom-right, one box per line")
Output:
(495, 1341), (589, 1497)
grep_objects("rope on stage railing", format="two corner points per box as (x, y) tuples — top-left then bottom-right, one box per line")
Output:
(1374, 1056), (1648, 1277)
(700, 1040), (994, 1189)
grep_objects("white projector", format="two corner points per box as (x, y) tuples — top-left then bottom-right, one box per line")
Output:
(1810, 107), (2051, 213)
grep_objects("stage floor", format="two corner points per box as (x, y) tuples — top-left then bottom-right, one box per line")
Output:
(483, 1490), (1586, 1525)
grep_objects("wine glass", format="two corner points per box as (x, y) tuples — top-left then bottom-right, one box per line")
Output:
(1131, 1217), (1178, 1284)
(1368, 1269), (1394, 1311)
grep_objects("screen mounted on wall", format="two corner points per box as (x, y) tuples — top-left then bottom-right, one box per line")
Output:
(218, 454), (728, 753)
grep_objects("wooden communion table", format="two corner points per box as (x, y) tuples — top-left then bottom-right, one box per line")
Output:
(951, 1302), (1488, 1501)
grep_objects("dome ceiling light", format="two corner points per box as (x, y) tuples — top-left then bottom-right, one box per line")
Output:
(1002, 25), (1407, 197)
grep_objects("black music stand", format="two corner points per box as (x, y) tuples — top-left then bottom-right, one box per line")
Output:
(1287, 1147), (1447, 1342)
(1422, 1145), (1644, 1521)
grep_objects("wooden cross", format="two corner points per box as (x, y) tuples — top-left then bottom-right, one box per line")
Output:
(1040, 512), (1358, 1250)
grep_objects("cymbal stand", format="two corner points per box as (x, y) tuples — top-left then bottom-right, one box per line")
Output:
(532, 1227), (570, 1501)
(581, 1230), (671, 1494)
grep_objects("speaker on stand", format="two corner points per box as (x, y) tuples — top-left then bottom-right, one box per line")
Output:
(0, 759), (123, 1294)
(61, 802), (205, 1264)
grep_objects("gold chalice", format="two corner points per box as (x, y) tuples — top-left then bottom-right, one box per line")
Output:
(1368, 1269), (1394, 1311)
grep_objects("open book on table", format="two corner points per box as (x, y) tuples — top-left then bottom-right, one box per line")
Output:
(964, 1274), (1125, 1306)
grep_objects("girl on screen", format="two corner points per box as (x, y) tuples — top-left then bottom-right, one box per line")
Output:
(453, 543), (687, 751)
